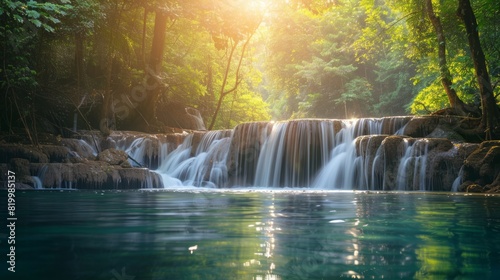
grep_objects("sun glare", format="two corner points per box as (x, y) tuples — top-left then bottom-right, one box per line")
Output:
(239, 0), (271, 15)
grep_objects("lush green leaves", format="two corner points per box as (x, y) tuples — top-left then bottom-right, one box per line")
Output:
(2, 0), (499, 132)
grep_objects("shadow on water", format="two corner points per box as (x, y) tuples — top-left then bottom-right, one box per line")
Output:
(1, 190), (500, 279)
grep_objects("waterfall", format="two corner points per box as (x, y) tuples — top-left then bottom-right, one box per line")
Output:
(32, 176), (43, 189)
(253, 120), (336, 187)
(155, 130), (232, 188)
(150, 118), (421, 189)
(452, 167), (464, 192)
(396, 139), (429, 191)
(63, 117), (464, 191)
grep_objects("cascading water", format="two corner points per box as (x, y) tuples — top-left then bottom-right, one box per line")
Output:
(253, 120), (336, 187)
(155, 130), (232, 188)
(396, 139), (429, 191)
(452, 167), (464, 192)
(68, 117), (463, 191)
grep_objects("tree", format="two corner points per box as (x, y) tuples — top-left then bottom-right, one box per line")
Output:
(1, 0), (71, 140)
(457, 0), (500, 138)
(267, 0), (379, 119)
(424, 0), (468, 115)
(265, 3), (318, 119)
(205, 0), (264, 130)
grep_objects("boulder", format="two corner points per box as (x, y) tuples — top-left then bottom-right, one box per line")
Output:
(40, 145), (72, 162)
(427, 125), (465, 142)
(461, 141), (500, 192)
(116, 168), (163, 189)
(403, 116), (439, 138)
(98, 148), (129, 166)
(9, 158), (30, 178)
(376, 136), (407, 190)
(465, 183), (485, 193)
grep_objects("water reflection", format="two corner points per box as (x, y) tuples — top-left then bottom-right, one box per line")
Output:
(3, 191), (500, 279)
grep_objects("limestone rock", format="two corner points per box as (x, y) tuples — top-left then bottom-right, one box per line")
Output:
(60, 138), (97, 159)
(9, 158), (30, 177)
(376, 136), (407, 190)
(380, 116), (413, 134)
(427, 125), (465, 142)
(0, 182), (34, 190)
(98, 148), (129, 165)
(461, 141), (500, 191)
(0, 144), (49, 163)
(465, 183), (485, 193)
(40, 145), (72, 162)
(116, 168), (163, 189)
(32, 161), (162, 189)
(403, 116), (439, 138)
(227, 122), (271, 186)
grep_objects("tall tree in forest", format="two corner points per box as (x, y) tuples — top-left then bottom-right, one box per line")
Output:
(1, 0), (71, 139)
(99, 0), (125, 135)
(97, 0), (174, 132)
(206, 1), (264, 130)
(457, 0), (500, 138)
(140, 6), (169, 125)
(424, 0), (468, 115)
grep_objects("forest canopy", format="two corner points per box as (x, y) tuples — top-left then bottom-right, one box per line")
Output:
(1, 0), (499, 136)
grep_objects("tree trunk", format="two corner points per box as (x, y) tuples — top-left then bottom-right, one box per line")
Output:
(99, 1), (123, 135)
(139, 9), (168, 126)
(74, 32), (85, 90)
(141, 7), (149, 70)
(457, 0), (500, 139)
(202, 55), (215, 119)
(149, 11), (168, 74)
(100, 48), (115, 135)
(99, 27), (116, 135)
(208, 31), (256, 130)
(424, 0), (468, 115)
(208, 41), (237, 130)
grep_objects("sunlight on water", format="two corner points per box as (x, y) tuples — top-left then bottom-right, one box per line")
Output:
(2, 190), (500, 279)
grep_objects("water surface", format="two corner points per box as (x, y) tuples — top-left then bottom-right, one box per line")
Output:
(1, 190), (500, 279)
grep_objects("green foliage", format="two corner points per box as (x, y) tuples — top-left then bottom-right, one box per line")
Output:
(266, 0), (379, 119)
(0, 0), (71, 32)
(1, 0), (71, 91)
(373, 50), (414, 115)
(2, 0), (500, 133)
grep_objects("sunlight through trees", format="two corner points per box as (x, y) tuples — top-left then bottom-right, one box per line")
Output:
(1, 0), (499, 135)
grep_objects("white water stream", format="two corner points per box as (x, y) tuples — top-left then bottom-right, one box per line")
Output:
(34, 118), (463, 190)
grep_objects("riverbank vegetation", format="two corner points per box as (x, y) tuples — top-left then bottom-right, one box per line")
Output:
(1, 0), (499, 138)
